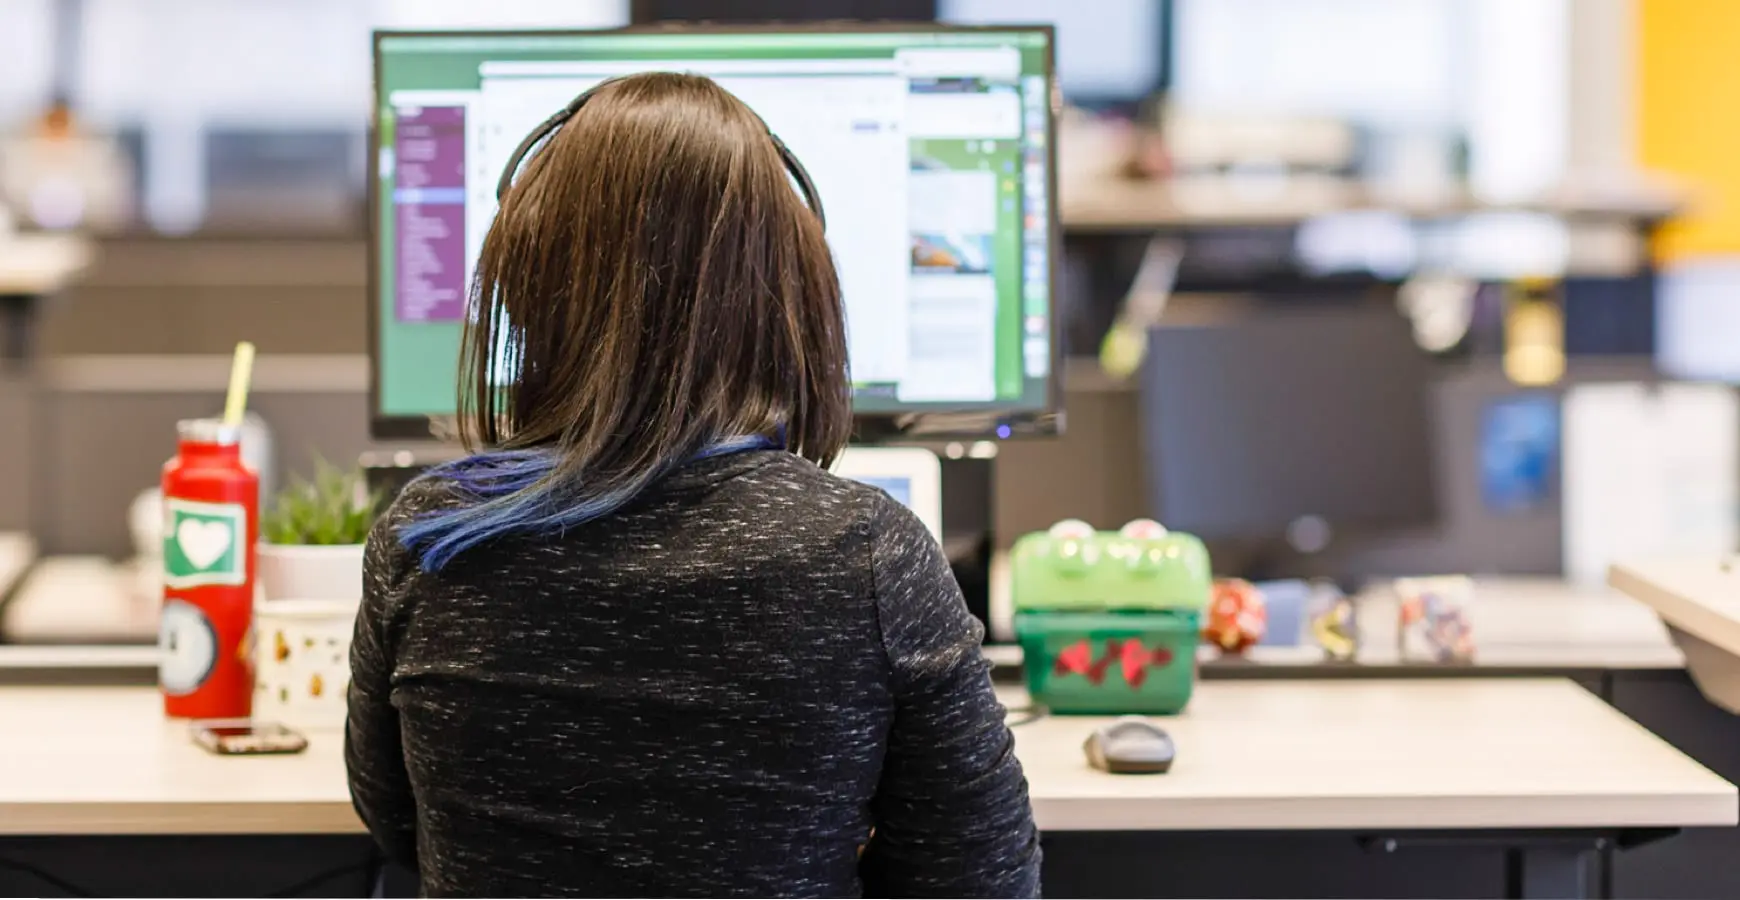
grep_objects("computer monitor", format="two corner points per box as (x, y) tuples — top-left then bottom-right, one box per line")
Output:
(369, 26), (1061, 441)
(1138, 303), (1438, 547)
(832, 447), (943, 539)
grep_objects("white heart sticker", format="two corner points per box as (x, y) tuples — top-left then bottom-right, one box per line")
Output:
(176, 518), (233, 570)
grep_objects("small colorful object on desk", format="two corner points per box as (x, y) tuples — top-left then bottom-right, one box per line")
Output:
(1305, 581), (1358, 661)
(1395, 575), (1476, 663)
(1011, 519), (1211, 715)
(1203, 578), (1267, 654)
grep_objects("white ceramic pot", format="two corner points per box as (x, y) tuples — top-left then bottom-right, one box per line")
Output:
(253, 599), (358, 731)
(257, 543), (365, 604)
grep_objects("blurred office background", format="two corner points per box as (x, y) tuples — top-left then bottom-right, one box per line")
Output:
(0, 0), (1736, 595)
(0, 0), (1630, 235)
(6, 7), (1740, 897)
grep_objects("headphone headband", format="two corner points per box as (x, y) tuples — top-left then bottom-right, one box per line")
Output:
(494, 79), (826, 229)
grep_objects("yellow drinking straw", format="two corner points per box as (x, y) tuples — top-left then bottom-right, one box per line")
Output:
(222, 341), (256, 427)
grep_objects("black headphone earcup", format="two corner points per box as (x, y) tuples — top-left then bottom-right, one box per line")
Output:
(770, 136), (826, 230)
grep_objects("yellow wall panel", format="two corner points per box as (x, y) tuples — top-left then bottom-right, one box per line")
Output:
(1637, 0), (1740, 260)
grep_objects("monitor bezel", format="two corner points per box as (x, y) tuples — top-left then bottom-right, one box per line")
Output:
(368, 22), (1062, 443)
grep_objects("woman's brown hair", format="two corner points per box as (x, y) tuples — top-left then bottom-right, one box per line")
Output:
(467, 71), (849, 459)
(402, 72), (850, 570)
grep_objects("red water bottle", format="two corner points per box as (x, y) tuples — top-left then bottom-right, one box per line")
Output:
(160, 418), (259, 719)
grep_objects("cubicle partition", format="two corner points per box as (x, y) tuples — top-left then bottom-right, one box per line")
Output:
(0, 374), (32, 534)
(24, 358), (386, 558)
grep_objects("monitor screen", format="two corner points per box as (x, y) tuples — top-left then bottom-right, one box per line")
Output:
(939, 0), (1164, 103)
(851, 475), (914, 509)
(1139, 305), (1438, 541)
(370, 27), (1059, 439)
(830, 447), (942, 538)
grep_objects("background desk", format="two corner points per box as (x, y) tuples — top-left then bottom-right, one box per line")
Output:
(8, 563), (1683, 675)
(17, 563), (1680, 666)
(1612, 560), (1740, 714)
(983, 573), (1685, 677)
(0, 554), (154, 644)
(0, 532), (33, 602)
(0, 679), (1730, 898)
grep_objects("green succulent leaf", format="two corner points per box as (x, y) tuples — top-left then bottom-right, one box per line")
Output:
(261, 456), (381, 546)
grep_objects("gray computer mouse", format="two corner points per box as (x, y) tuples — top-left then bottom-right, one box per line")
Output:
(1083, 716), (1176, 774)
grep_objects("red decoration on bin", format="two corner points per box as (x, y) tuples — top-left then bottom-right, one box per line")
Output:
(1053, 639), (1176, 689)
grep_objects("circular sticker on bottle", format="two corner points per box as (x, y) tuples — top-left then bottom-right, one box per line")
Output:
(159, 599), (217, 696)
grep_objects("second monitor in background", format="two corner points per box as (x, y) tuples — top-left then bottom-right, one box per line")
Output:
(833, 447), (943, 540)
(1138, 303), (1438, 566)
(939, 0), (1167, 109)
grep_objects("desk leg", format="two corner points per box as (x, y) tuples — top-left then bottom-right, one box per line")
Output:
(1364, 834), (1602, 900)
(1506, 846), (1590, 900)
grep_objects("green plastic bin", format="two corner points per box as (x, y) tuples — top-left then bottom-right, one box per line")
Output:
(1016, 610), (1202, 715)
(1010, 521), (1211, 715)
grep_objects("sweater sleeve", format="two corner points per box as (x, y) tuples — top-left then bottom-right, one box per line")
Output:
(861, 498), (1042, 899)
(345, 509), (420, 873)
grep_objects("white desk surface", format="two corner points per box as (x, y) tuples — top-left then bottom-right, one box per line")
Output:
(1350, 578), (1681, 669)
(1011, 679), (1732, 832)
(1, 679), (1731, 836)
(1611, 559), (1740, 659)
(0, 687), (358, 836)
(0, 233), (91, 295)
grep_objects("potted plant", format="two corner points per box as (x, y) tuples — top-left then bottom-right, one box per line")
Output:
(257, 458), (380, 605)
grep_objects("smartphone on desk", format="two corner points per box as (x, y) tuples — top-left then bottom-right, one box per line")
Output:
(192, 720), (308, 755)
